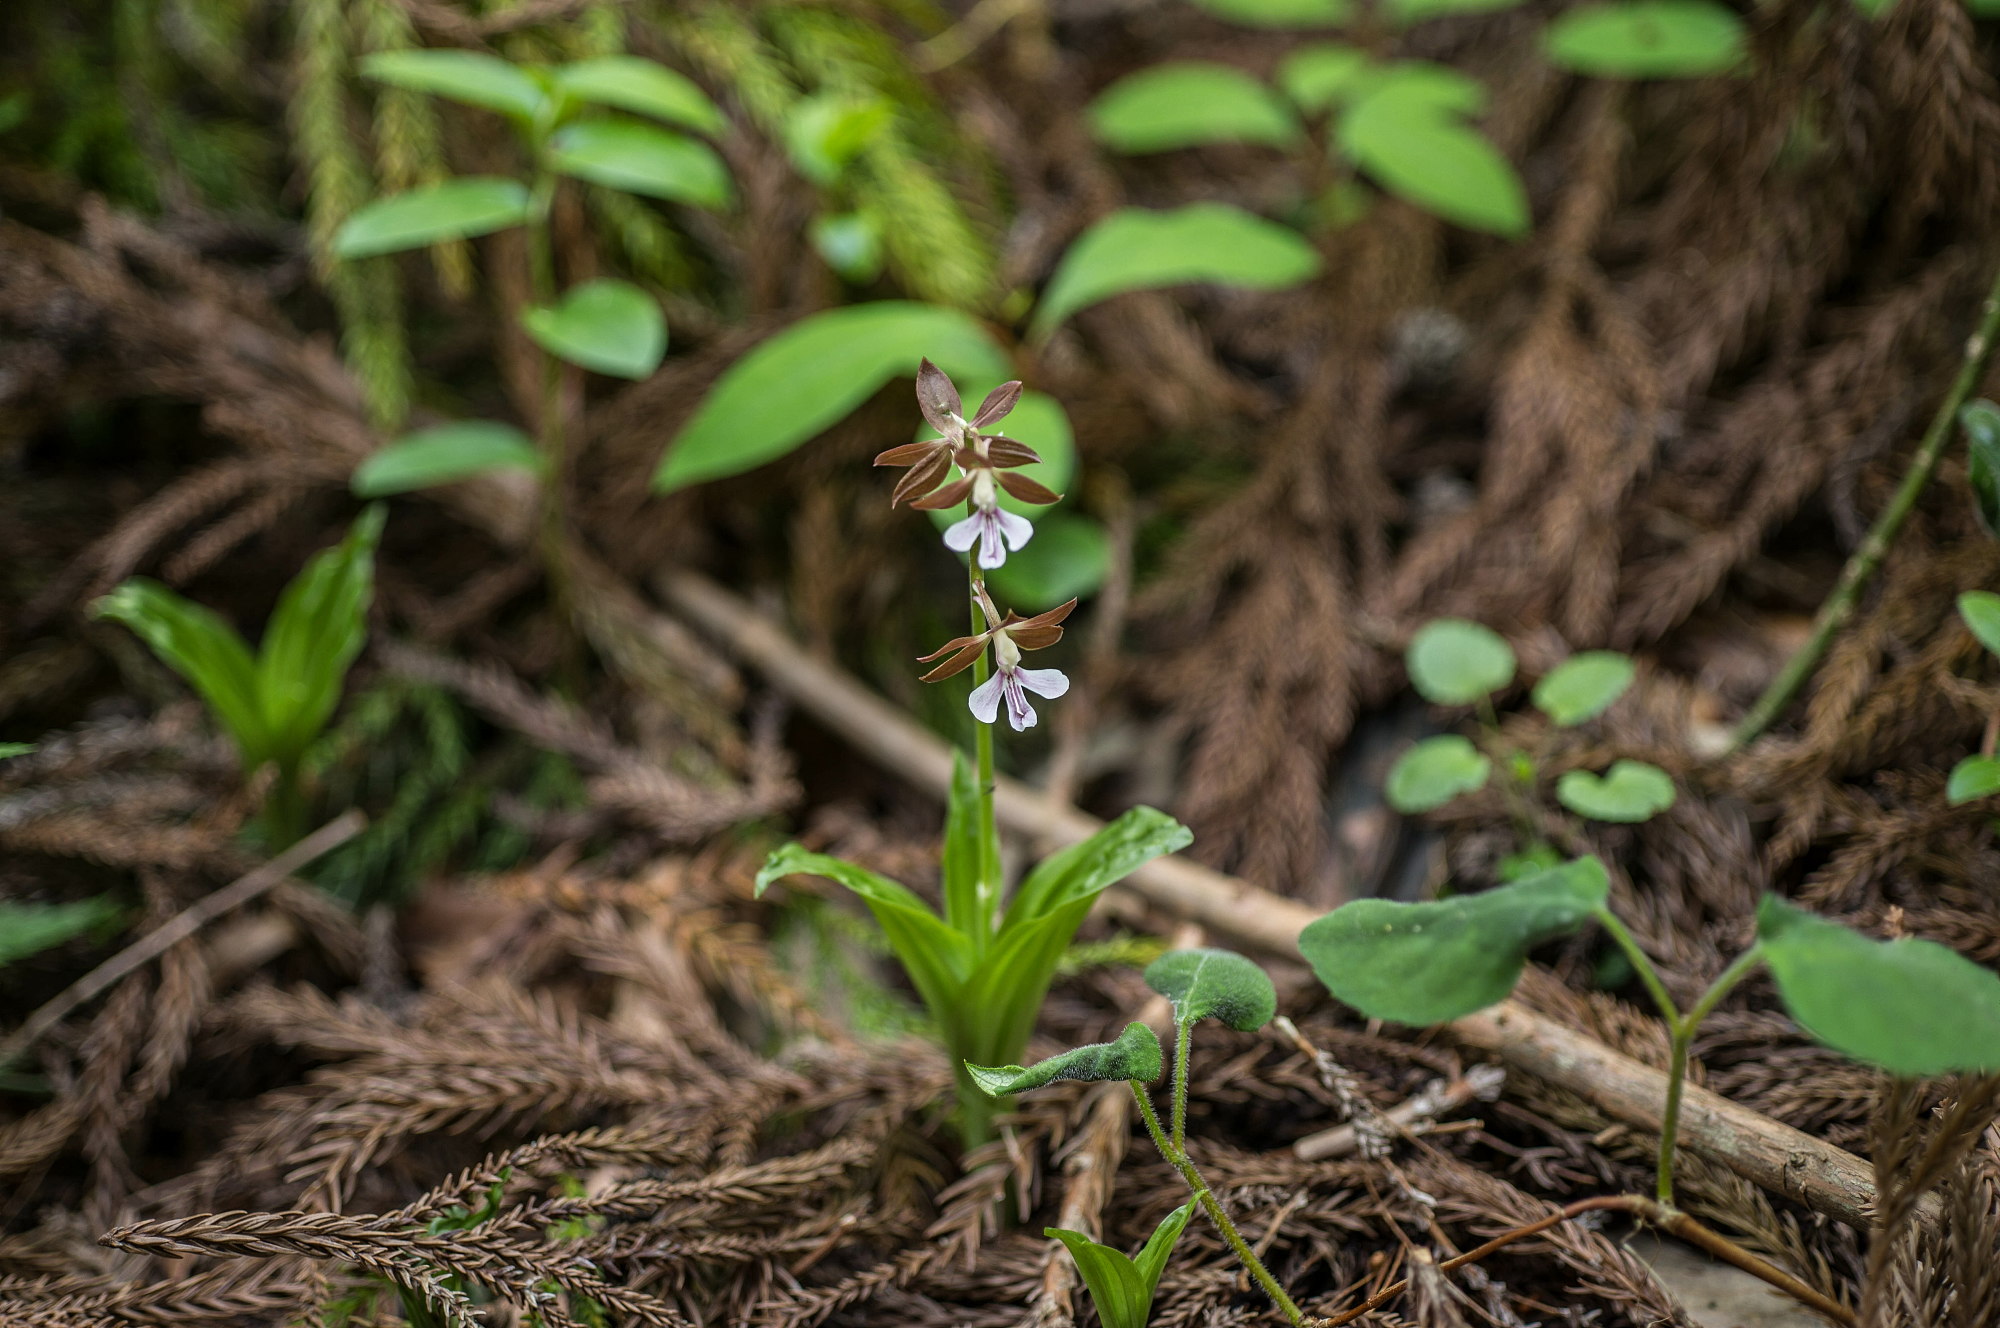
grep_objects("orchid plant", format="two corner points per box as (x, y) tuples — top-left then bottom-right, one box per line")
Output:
(758, 361), (1192, 1150)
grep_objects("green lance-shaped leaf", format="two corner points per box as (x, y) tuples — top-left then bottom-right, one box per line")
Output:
(1406, 618), (1516, 705)
(1555, 759), (1676, 824)
(1045, 1201), (1197, 1328)
(521, 278), (666, 380)
(352, 421), (546, 498)
(552, 56), (724, 136)
(1299, 856), (1610, 1025)
(1385, 734), (1492, 813)
(1757, 896), (2000, 1076)
(358, 50), (548, 123)
(1087, 63), (1303, 154)
(1186, 0), (1352, 26)
(1532, 651), (1636, 726)
(965, 1021), (1164, 1096)
(1948, 756), (2000, 807)
(1542, 1), (1747, 79)
(333, 178), (533, 259)
(1031, 203), (1322, 342)
(1336, 89), (1527, 238)
(1960, 590), (2000, 658)
(93, 581), (272, 767)
(1961, 400), (2000, 537)
(653, 302), (1009, 493)
(989, 511), (1112, 610)
(0, 897), (122, 969)
(962, 896), (1097, 1069)
(1143, 947), (1277, 1031)
(255, 505), (384, 764)
(1001, 806), (1194, 932)
(547, 120), (732, 209)
(940, 749), (986, 941)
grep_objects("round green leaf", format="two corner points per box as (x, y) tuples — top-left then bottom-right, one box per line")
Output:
(1948, 755), (2000, 807)
(1298, 856), (1611, 1025)
(1555, 759), (1676, 823)
(352, 421), (546, 497)
(1531, 651), (1636, 726)
(1386, 734), (1492, 813)
(1406, 618), (1516, 705)
(1960, 400), (2000, 538)
(332, 178), (532, 259)
(965, 1022), (1164, 1095)
(1143, 947), (1277, 1031)
(989, 512), (1111, 610)
(552, 56), (724, 136)
(1337, 92), (1528, 237)
(1959, 591), (2000, 658)
(1757, 896), (2000, 1076)
(1032, 204), (1321, 342)
(547, 120), (732, 209)
(1186, 0), (1353, 25)
(521, 278), (666, 380)
(358, 50), (547, 122)
(1277, 45), (1371, 113)
(1088, 63), (1302, 154)
(1543, 1), (1747, 79)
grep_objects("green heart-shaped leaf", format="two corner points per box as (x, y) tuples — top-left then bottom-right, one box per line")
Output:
(1045, 1200), (1196, 1328)
(1299, 856), (1610, 1025)
(965, 1021), (1164, 1096)
(521, 278), (666, 379)
(1385, 734), (1491, 813)
(1531, 651), (1635, 726)
(1555, 759), (1675, 823)
(1960, 400), (2000, 538)
(1143, 948), (1276, 1031)
(1948, 755), (2000, 807)
(1960, 591), (2000, 658)
(1757, 896), (2000, 1076)
(1406, 618), (1515, 705)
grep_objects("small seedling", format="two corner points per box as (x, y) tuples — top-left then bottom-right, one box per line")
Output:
(1947, 589), (2000, 805)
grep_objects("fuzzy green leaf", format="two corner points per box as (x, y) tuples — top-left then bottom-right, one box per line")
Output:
(965, 1021), (1163, 1096)
(1299, 856), (1610, 1025)
(333, 178), (533, 258)
(547, 121), (731, 208)
(1532, 651), (1635, 726)
(256, 506), (383, 764)
(1406, 618), (1516, 705)
(1045, 1201), (1197, 1328)
(1337, 91), (1526, 237)
(1948, 755), (2000, 807)
(1961, 400), (2000, 537)
(353, 421), (547, 497)
(522, 278), (666, 379)
(1031, 204), (1321, 342)
(1543, 2), (1747, 79)
(1959, 591), (2000, 658)
(1002, 806), (1194, 931)
(358, 50), (547, 122)
(1757, 896), (2000, 1076)
(552, 56), (723, 135)
(1144, 947), (1277, 1031)
(1555, 759), (1676, 823)
(988, 512), (1111, 610)
(0, 897), (122, 969)
(1088, 63), (1302, 154)
(93, 580), (271, 766)
(1385, 735), (1492, 813)
(1186, 0), (1352, 25)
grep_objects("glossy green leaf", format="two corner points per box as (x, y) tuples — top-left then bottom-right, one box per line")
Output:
(1046, 1201), (1197, 1328)
(988, 512), (1111, 609)
(1388, 0), (1527, 22)
(1031, 204), (1321, 342)
(333, 178), (532, 258)
(784, 95), (890, 186)
(358, 50), (546, 122)
(93, 581), (270, 766)
(921, 390), (1075, 521)
(547, 120), (731, 208)
(965, 1021), (1163, 1095)
(522, 278), (666, 379)
(1961, 400), (2000, 538)
(1337, 91), (1528, 237)
(1543, 1), (1747, 78)
(1186, 0), (1352, 26)
(1948, 755), (2000, 807)
(941, 749), (987, 940)
(0, 897), (122, 969)
(1406, 618), (1515, 705)
(1088, 63), (1302, 154)
(1299, 856), (1610, 1025)
(653, 302), (1009, 493)
(552, 56), (723, 135)
(1555, 759), (1676, 823)
(256, 506), (383, 763)
(1003, 805), (1194, 931)
(1385, 734), (1492, 813)
(1143, 947), (1277, 1031)
(1757, 896), (2000, 1076)
(1277, 45), (1371, 113)
(352, 421), (546, 497)
(810, 211), (884, 283)
(1532, 651), (1635, 726)
(1960, 591), (2000, 658)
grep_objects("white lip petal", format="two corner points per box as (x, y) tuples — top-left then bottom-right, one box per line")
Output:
(977, 516), (1008, 569)
(968, 672), (1005, 725)
(1003, 676), (1037, 730)
(943, 514), (982, 553)
(1015, 667), (1070, 700)
(995, 509), (1035, 550)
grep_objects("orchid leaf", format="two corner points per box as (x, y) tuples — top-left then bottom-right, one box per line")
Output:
(1045, 1201), (1197, 1328)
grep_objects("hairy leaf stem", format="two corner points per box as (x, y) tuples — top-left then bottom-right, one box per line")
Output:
(1170, 1019), (1191, 1153)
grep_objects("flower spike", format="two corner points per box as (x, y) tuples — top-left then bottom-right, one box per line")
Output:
(918, 599), (1077, 730)
(875, 360), (1044, 511)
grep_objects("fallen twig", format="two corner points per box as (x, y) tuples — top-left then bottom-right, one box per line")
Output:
(1292, 1065), (1505, 1163)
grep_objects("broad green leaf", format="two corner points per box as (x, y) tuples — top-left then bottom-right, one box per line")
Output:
(547, 121), (731, 208)
(1186, 0), (1352, 26)
(257, 506), (383, 764)
(965, 1021), (1163, 1095)
(1389, 0), (1527, 22)
(1031, 204), (1321, 342)
(522, 278), (666, 379)
(1531, 651), (1635, 726)
(962, 897), (1095, 1068)
(989, 512), (1111, 609)
(1277, 45), (1371, 113)
(1961, 400), (2000, 537)
(1337, 93), (1528, 237)
(333, 178), (532, 259)
(353, 421), (545, 497)
(1143, 947), (1277, 1031)
(1298, 856), (1611, 1025)
(921, 390), (1075, 520)
(1543, 1), (1747, 78)
(552, 56), (723, 135)
(941, 749), (987, 942)
(653, 302), (1009, 493)
(1046, 1201), (1196, 1328)
(1960, 591), (2000, 658)
(1555, 759), (1676, 823)
(1948, 755), (2000, 806)
(94, 580), (271, 766)
(1003, 805), (1194, 931)
(784, 95), (891, 186)
(810, 211), (884, 283)
(1088, 64), (1302, 154)
(0, 897), (122, 969)
(1406, 618), (1515, 705)
(358, 50), (546, 122)
(1385, 734), (1492, 813)
(1757, 896), (2000, 1076)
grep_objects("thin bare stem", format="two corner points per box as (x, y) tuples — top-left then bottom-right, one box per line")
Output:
(1592, 909), (1681, 1028)
(1658, 946), (1763, 1204)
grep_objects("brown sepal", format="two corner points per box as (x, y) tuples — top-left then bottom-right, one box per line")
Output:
(983, 437), (1042, 468)
(890, 451), (953, 507)
(875, 440), (943, 467)
(998, 472), (1061, 505)
(971, 380), (1022, 428)
(915, 359), (962, 438)
(909, 475), (975, 510)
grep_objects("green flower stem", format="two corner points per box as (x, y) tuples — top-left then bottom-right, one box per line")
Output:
(1657, 946), (1763, 1205)
(1593, 909), (1681, 1029)
(969, 539), (1000, 936)
(1170, 1018), (1192, 1153)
